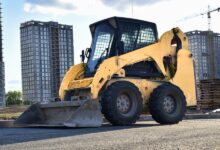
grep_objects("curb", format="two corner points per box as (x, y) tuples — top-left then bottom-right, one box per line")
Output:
(139, 114), (220, 121)
(184, 114), (220, 120)
(0, 120), (15, 128)
(1, 114), (220, 128)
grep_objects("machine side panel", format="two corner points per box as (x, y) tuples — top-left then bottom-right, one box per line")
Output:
(170, 49), (197, 106)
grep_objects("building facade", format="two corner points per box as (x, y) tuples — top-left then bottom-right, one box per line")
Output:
(186, 30), (220, 82)
(20, 21), (74, 103)
(0, 1), (5, 107)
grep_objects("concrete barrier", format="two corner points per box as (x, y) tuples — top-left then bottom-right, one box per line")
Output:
(0, 120), (15, 128)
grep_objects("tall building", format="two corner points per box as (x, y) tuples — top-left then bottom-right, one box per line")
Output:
(20, 21), (74, 103)
(0, 1), (5, 107)
(186, 30), (220, 82)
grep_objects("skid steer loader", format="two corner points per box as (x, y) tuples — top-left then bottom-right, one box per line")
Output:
(15, 17), (196, 127)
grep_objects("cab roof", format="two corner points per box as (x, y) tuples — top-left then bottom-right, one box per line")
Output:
(89, 16), (157, 35)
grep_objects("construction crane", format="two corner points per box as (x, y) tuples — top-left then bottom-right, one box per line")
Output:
(179, 6), (220, 31)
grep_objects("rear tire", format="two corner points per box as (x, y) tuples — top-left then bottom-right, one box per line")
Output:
(101, 81), (143, 125)
(149, 84), (186, 124)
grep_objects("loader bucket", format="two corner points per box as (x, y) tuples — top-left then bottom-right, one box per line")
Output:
(15, 100), (103, 127)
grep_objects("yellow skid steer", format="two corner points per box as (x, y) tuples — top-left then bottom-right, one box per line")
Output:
(15, 17), (196, 127)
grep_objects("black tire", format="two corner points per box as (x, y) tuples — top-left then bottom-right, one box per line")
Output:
(101, 81), (143, 125)
(149, 83), (186, 124)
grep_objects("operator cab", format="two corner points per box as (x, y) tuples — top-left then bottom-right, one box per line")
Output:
(84, 17), (158, 77)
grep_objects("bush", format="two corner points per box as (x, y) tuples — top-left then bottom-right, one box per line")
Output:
(6, 91), (23, 106)
(23, 100), (31, 105)
(6, 99), (23, 106)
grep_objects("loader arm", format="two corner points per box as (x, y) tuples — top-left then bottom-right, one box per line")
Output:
(59, 63), (86, 100)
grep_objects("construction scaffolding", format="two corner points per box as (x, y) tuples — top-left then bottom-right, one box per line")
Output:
(50, 23), (60, 98)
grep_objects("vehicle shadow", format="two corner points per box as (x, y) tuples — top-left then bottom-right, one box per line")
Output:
(0, 121), (160, 146)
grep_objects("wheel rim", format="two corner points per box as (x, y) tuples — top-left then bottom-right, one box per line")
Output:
(163, 96), (176, 113)
(116, 94), (131, 114)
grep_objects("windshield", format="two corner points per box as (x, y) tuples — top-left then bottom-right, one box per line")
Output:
(85, 23), (114, 75)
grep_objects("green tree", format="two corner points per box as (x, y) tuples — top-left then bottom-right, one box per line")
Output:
(6, 91), (23, 106)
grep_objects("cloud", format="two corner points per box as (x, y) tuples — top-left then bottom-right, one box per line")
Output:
(24, 0), (76, 16)
(7, 80), (21, 85)
(23, 0), (169, 16)
(23, 0), (121, 16)
(24, 3), (74, 16)
(6, 80), (22, 92)
(25, 0), (75, 10)
(101, 0), (170, 10)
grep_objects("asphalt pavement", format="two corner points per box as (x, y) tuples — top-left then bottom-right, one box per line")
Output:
(0, 119), (220, 150)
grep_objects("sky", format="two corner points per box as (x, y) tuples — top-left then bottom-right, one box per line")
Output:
(2, 0), (220, 92)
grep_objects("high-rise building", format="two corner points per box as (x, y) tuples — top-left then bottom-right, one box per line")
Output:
(0, 1), (5, 107)
(186, 30), (220, 82)
(20, 21), (74, 103)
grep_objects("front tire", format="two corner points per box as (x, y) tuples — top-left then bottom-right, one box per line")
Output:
(101, 81), (143, 125)
(149, 84), (186, 124)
